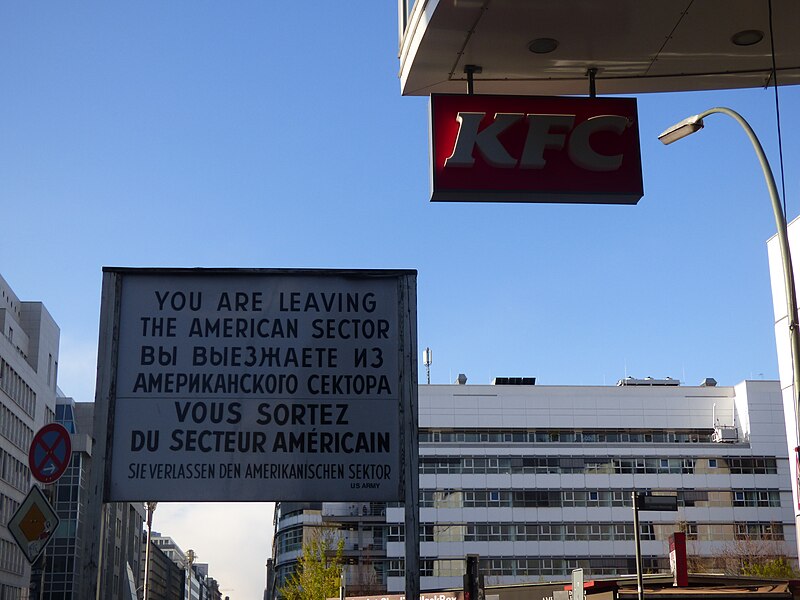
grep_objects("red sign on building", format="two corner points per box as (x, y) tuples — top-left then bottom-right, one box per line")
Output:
(669, 532), (689, 587)
(429, 94), (643, 204)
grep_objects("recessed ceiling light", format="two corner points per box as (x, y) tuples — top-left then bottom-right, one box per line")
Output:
(731, 29), (764, 46)
(528, 38), (559, 54)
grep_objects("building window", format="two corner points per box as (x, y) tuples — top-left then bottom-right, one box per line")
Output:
(420, 559), (434, 577)
(387, 525), (402, 542)
(735, 522), (784, 540)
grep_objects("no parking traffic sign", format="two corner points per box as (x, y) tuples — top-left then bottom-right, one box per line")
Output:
(29, 423), (72, 484)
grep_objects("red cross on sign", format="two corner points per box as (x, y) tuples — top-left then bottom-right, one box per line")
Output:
(29, 423), (72, 484)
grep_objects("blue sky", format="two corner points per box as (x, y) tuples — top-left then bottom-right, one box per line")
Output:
(3, 2), (800, 597)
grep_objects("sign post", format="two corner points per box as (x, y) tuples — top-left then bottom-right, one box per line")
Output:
(633, 492), (678, 600)
(81, 268), (418, 598)
(571, 569), (584, 600)
(23, 423), (71, 599)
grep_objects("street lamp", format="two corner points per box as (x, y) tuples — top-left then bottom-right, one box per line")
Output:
(186, 549), (197, 600)
(659, 106), (800, 533)
(143, 502), (157, 600)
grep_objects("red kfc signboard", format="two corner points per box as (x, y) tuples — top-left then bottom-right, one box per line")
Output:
(430, 94), (643, 204)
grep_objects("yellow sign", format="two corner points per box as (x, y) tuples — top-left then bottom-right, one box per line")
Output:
(8, 486), (59, 563)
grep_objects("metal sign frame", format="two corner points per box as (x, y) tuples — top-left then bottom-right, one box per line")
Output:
(96, 268), (417, 502)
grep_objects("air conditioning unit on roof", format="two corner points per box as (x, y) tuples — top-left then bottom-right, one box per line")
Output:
(712, 426), (738, 443)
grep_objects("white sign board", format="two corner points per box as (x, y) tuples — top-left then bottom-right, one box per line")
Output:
(101, 269), (416, 502)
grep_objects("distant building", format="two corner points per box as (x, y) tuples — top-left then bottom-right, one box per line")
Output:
(270, 502), (324, 597)
(264, 558), (274, 600)
(272, 378), (796, 595)
(150, 533), (216, 599)
(141, 540), (185, 600)
(194, 563), (213, 600)
(41, 396), (144, 599)
(204, 573), (222, 600)
(0, 274), (60, 598)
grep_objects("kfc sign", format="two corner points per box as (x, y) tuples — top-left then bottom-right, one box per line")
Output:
(430, 94), (643, 204)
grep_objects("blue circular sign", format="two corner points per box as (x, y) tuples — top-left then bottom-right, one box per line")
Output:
(28, 423), (72, 484)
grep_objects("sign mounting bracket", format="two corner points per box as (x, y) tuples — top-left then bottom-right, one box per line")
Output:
(464, 64), (482, 95)
(587, 68), (598, 98)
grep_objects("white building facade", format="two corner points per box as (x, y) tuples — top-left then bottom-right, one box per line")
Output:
(272, 378), (796, 595)
(0, 274), (60, 598)
(767, 215), (800, 567)
(387, 378), (793, 591)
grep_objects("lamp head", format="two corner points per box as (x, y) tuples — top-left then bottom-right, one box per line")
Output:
(658, 115), (704, 145)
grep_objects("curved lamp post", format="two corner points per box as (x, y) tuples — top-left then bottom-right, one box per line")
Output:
(659, 106), (800, 522)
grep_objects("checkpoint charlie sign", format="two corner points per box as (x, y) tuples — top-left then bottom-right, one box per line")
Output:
(98, 268), (417, 502)
(429, 94), (644, 204)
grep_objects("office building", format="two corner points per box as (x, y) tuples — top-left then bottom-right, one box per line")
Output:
(141, 540), (185, 600)
(768, 216), (800, 566)
(273, 501), (388, 596)
(0, 274), (60, 598)
(272, 378), (796, 594)
(40, 396), (144, 599)
(151, 533), (215, 600)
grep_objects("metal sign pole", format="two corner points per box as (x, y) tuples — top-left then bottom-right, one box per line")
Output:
(632, 492), (644, 600)
(79, 271), (121, 598)
(400, 275), (420, 600)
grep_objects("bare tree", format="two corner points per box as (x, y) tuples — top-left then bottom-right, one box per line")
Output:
(717, 536), (796, 578)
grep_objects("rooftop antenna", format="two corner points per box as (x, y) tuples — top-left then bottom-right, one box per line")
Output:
(423, 347), (432, 384)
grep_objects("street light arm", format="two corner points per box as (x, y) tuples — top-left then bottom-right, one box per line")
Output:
(698, 108), (800, 404)
(661, 106), (800, 509)
(697, 109), (786, 243)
